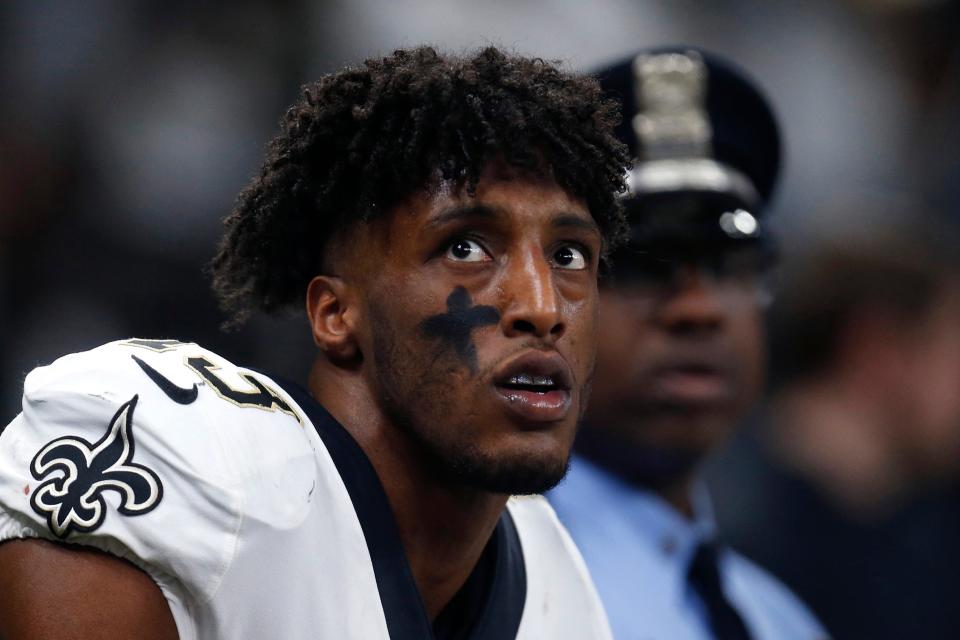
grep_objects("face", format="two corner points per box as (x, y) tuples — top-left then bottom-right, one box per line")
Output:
(581, 250), (766, 485)
(895, 283), (960, 478)
(344, 163), (602, 495)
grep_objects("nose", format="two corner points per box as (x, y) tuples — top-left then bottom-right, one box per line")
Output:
(500, 247), (565, 340)
(653, 264), (726, 336)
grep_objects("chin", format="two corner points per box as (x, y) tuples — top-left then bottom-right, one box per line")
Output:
(442, 436), (572, 495)
(377, 361), (578, 494)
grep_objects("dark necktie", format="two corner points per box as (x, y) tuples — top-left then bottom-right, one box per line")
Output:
(687, 542), (753, 640)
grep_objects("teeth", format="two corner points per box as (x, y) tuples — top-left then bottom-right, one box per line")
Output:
(507, 373), (554, 386)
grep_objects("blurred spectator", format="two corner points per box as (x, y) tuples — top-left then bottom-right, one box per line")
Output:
(549, 48), (826, 639)
(771, 200), (960, 514)
(709, 198), (960, 639)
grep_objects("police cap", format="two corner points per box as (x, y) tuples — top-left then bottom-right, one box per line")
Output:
(597, 47), (781, 258)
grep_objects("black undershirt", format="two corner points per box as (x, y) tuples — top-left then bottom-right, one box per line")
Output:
(432, 532), (499, 640)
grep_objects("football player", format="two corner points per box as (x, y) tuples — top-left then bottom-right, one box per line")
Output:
(0, 47), (628, 639)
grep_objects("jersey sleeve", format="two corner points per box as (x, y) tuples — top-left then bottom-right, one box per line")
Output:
(0, 339), (310, 639)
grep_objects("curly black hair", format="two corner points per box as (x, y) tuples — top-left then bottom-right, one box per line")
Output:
(211, 45), (629, 326)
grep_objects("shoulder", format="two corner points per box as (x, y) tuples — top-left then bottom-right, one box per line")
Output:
(722, 547), (829, 639)
(507, 495), (613, 640)
(12, 338), (313, 495)
(0, 339), (317, 606)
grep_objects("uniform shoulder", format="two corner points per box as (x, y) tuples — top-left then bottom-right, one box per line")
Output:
(507, 495), (613, 639)
(19, 338), (308, 442)
(14, 338), (311, 475)
(0, 338), (317, 605)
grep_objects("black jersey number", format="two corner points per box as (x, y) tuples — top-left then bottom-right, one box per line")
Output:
(185, 356), (301, 423)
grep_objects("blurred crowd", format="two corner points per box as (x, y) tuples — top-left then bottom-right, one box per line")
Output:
(2, 0), (960, 637)
(707, 200), (960, 638)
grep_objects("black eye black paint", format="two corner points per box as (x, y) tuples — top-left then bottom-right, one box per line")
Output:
(420, 286), (500, 373)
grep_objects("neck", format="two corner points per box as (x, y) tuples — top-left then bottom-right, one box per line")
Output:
(309, 359), (507, 620)
(654, 476), (697, 519)
(576, 437), (698, 519)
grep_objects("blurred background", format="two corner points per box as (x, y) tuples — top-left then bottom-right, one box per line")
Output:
(2, 0), (959, 637)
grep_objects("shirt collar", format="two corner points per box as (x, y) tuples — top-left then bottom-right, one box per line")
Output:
(563, 455), (718, 596)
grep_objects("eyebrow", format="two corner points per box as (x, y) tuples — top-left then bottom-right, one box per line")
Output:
(552, 213), (601, 236)
(424, 204), (504, 230)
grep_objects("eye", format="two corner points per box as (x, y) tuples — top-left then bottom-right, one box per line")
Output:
(445, 239), (488, 263)
(552, 245), (588, 270)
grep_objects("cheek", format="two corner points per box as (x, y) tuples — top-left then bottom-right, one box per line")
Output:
(366, 284), (444, 378)
(369, 305), (472, 438)
(367, 274), (450, 345)
(594, 296), (640, 370)
(731, 309), (766, 398)
(581, 296), (639, 411)
(911, 328), (960, 429)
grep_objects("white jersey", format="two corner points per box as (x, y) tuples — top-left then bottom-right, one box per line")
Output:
(0, 339), (611, 640)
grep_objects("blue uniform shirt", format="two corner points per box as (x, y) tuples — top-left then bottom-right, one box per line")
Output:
(549, 455), (828, 640)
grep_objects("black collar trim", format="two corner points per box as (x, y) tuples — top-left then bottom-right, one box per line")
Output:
(467, 510), (526, 640)
(271, 378), (526, 640)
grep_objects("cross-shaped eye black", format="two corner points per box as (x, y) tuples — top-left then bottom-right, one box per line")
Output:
(420, 287), (500, 372)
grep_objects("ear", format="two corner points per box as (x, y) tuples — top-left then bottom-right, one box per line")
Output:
(306, 275), (360, 362)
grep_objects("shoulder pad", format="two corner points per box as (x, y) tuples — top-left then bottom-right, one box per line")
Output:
(0, 339), (315, 604)
(508, 495), (613, 639)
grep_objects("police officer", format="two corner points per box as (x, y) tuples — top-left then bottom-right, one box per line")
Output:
(549, 48), (828, 640)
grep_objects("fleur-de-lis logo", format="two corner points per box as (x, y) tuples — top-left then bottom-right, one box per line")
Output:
(30, 396), (163, 539)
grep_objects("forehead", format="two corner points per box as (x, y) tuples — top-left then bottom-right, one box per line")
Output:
(401, 164), (593, 231)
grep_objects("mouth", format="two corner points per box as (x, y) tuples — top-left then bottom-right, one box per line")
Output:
(648, 362), (733, 407)
(492, 351), (574, 424)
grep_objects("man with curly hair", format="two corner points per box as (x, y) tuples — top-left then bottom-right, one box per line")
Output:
(0, 47), (627, 639)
